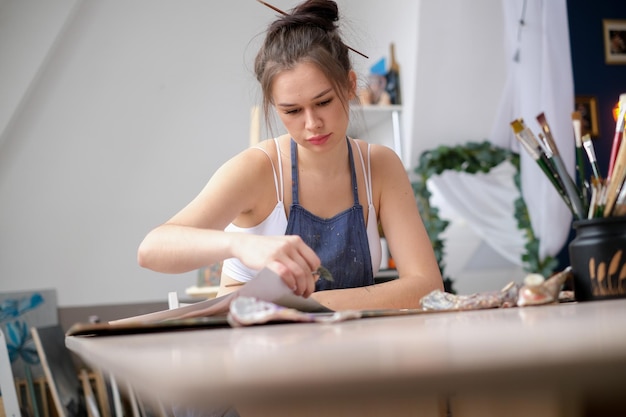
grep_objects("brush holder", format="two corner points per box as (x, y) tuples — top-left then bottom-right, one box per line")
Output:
(568, 217), (626, 301)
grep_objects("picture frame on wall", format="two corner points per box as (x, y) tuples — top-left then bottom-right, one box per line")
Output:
(575, 96), (600, 139)
(603, 19), (626, 64)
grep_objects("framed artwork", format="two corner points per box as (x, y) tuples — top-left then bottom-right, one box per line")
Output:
(603, 19), (626, 64)
(575, 96), (600, 139)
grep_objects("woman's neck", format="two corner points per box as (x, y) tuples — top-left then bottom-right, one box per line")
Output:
(293, 136), (350, 177)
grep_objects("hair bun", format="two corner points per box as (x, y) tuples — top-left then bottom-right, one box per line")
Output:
(279, 0), (339, 33)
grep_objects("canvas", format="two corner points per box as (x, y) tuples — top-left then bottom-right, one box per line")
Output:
(0, 289), (58, 381)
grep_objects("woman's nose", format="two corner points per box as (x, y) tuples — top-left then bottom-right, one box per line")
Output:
(304, 109), (322, 131)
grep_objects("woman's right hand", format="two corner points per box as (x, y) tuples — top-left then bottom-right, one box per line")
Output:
(232, 234), (321, 298)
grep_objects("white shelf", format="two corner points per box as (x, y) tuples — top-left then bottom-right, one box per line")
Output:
(360, 104), (403, 112)
(349, 105), (403, 164)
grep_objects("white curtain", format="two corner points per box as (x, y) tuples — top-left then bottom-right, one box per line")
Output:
(489, 0), (574, 259)
(428, 161), (526, 266)
(429, 0), (574, 266)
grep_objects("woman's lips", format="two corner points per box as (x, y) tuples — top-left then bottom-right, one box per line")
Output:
(307, 133), (331, 146)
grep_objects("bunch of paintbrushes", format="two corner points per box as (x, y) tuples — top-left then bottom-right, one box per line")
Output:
(510, 115), (586, 219)
(604, 94), (626, 217)
(510, 95), (626, 220)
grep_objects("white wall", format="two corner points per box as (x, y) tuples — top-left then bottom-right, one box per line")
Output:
(0, 0), (80, 147)
(0, 0), (506, 306)
(412, 1), (506, 162)
(412, 1), (522, 294)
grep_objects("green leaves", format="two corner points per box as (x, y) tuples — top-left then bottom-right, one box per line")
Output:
(412, 141), (557, 292)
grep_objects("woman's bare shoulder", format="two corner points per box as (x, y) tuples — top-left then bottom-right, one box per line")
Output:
(247, 135), (290, 161)
(351, 140), (402, 166)
(223, 139), (279, 172)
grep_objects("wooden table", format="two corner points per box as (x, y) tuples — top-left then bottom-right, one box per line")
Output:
(66, 299), (626, 417)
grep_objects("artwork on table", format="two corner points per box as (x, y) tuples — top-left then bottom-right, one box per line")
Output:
(32, 325), (90, 417)
(197, 262), (222, 287)
(0, 289), (58, 380)
(575, 95), (600, 139)
(603, 19), (626, 65)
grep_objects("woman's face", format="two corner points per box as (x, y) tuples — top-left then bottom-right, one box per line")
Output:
(271, 61), (354, 151)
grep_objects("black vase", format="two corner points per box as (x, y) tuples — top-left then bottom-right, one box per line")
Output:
(568, 216), (626, 301)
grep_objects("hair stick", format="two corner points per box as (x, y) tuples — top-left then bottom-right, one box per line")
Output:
(256, 0), (369, 59)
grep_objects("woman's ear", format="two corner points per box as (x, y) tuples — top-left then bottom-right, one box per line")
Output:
(348, 70), (357, 100)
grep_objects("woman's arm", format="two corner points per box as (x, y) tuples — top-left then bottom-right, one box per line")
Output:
(137, 145), (321, 296)
(311, 145), (443, 310)
(137, 148), (267, 273)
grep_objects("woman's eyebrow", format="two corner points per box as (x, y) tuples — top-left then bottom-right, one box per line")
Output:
(276, 88), (333, 107)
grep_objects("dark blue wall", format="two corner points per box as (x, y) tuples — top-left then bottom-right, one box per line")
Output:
(557, 0), (626, 268)
(567, 0), (626, 171)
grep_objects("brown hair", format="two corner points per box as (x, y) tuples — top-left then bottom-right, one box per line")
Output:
(254, 0), (354, 131)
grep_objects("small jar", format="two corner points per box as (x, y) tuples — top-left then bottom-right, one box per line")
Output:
(568, 216), (626, 301)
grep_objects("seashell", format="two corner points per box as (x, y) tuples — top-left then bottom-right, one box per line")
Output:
(420, 282), (520, 311)
(419, 290), (458, 310)
(517, 267), (572, 307)
(227, 296), (360, 326)
(523, 273), (545, 287)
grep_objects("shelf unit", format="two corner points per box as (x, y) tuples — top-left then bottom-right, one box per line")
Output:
(348, 105), (404, 164)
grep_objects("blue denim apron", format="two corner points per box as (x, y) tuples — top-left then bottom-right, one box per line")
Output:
(285, 138), (374, 291)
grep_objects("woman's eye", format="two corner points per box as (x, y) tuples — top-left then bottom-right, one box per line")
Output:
(318, 99), (332, 107)
(284, 108), (300, 115)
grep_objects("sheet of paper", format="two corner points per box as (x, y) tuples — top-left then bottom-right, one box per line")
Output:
(109, 267), (330, 325)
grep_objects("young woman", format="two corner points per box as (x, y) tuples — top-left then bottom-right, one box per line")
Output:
(137, 0), (443, 311)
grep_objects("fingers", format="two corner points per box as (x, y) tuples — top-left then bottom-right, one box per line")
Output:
(300, 268), (317, 298)
(268, 260), (317, 298)
(286, 235), (320, 273)
(286, 236), (320, 297)
(240, 234), (321, 298)
(269, 236), (321, 298)
(295, 269), (317, 298)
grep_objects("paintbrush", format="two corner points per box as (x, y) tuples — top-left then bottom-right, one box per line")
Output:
(603, 128), (626, 216)
(587, 179), (599, 219)
(536, 112), (586, 219)
(536, 130), (570, 192)
(510, 119), (573, 213)
(612, 184), (626, 216)
(537, 131), (552, 156)
(598, 182), (608, 218)
(607, 94), (626, 181)
(541, 128), (586, 212)
(510, 119), (566, 189)
(536, 130), (577, 204)
(582, 133), (602, 181)
(572, 111), (589, 202)
(582, 134), (605, 219)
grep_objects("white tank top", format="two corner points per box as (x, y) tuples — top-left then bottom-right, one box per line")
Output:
(222, 138), (381, 282)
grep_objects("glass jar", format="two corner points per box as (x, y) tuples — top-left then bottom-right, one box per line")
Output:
(568, 216), (626, 301)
